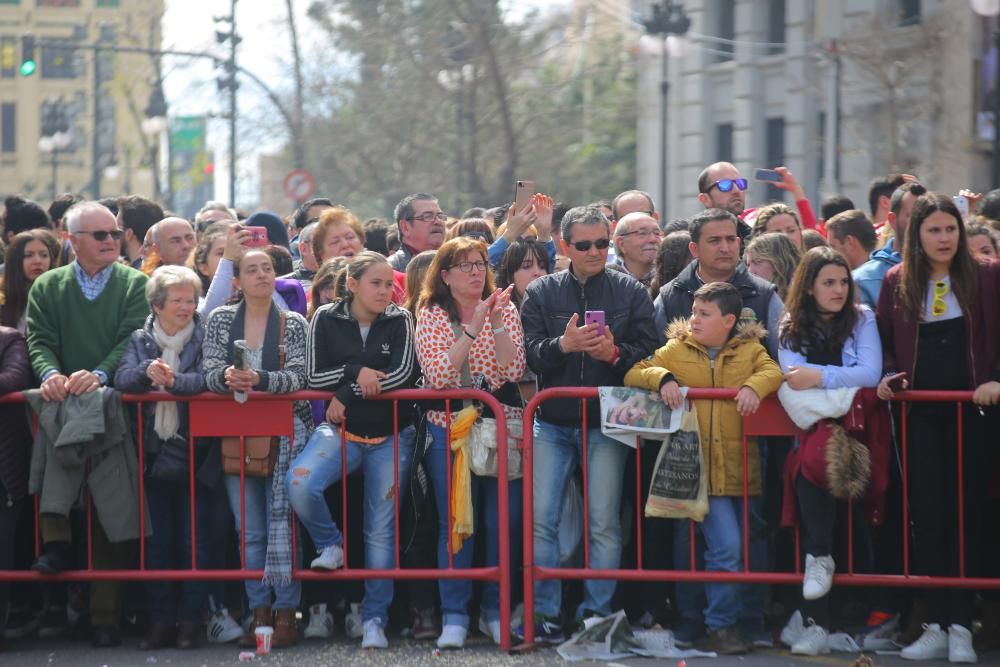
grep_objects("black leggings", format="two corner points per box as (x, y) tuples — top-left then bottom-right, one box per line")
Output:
(796, 475), (835, 628)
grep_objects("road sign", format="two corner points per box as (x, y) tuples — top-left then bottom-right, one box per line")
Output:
(283, 168), (316, 202)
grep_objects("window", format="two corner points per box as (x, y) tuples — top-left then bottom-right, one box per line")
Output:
(1, 37), (15, 78)
(1, 103), (15, 153)
(714, 1), (734, 63)
(0, 0), (21, 5)
(898, 0), (920, 26)
(40, 43), (77, 79)
(96, 0), (119, 6)
(36, 0), (80, 6)
(715, 123), (733, 163)
(767, 0), (785, 55)
(765, 117), (785, 202)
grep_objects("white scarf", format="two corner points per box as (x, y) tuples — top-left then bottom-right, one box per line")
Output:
(151, 317), (196, 441)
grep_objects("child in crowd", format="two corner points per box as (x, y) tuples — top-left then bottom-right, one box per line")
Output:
(625, 282), (782, 655)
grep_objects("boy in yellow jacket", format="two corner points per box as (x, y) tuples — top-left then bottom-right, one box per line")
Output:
(625, 282), (782, 655)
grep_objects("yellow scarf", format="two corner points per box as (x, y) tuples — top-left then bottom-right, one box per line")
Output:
(448, 406), (479, 554)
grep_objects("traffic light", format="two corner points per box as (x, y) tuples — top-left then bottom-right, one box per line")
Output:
(20, 34), (36, 77)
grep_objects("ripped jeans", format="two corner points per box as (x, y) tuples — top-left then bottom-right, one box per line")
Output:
(286, 423), (415, 624)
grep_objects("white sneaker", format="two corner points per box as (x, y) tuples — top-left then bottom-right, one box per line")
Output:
(861, 613), (901, 651)
(362, 618), (388, 649)
(310, 544), (344, 571)
(345, 602), (363, 639)
(206, 607), (243, 644)
(948, 624), (977, 664)
(780, 609), (806, 648)
(437, 624), (467, 649)
(803, 554), (835, 600)
(901, 623), (949, 661)
(478, 615), (502, 645)
(791, 620), (830, 656)
(303, 603), (335, 640)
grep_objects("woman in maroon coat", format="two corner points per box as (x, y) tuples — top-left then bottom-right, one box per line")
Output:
(0, 326), (34, 641)
(876, 192), (1000, 663)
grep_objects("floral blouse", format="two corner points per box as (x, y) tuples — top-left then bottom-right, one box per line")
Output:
(416, 303), (526, 428)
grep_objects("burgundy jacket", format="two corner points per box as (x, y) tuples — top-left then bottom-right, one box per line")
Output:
(0, 326), (34, 500)
(876, 261), (1000, 387)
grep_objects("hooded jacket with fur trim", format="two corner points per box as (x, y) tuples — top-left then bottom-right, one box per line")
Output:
(624, 319), (783, 496)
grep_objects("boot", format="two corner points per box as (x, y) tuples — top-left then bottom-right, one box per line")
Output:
(272, 608), (298, 648)
(238, 606), (272, 649)
(975, 598), (1000, 651)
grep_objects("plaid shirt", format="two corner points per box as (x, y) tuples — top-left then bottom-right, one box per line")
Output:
(72, 261), (114, 301)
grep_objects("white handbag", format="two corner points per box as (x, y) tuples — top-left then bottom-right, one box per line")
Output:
(467, 414), (524, 479)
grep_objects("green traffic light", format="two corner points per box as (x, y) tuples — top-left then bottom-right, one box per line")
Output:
(20, 60), (36, 76)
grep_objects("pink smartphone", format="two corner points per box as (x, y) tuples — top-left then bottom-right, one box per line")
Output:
(244, 226), (270, 247)
(585, 310), (605, 335)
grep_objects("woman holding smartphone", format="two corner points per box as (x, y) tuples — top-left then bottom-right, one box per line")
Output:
(876, 193), (1000, 664)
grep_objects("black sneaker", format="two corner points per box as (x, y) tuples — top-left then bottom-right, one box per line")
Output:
(3, 608), (40, 640)
(513, 615), (565, 644)
(31, 542), (71, 575)
(672, 619), (705, 648)
(696, 625), (751, 655)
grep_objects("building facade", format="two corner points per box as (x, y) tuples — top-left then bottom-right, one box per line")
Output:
(636, 0), (990, 219)
(0, 0), (165, 205)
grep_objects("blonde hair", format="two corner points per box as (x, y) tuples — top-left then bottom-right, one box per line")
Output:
(744, 232), (801, 300)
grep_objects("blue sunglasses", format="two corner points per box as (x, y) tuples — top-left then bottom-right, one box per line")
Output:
(706, 178), (749, 193)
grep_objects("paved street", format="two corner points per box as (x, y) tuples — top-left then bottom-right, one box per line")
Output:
(3, 636), (997, 667)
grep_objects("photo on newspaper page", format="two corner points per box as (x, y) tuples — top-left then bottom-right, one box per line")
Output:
(598, 386), (686, 448)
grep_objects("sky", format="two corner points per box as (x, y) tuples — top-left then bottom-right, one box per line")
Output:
(161, 0), (571, 205)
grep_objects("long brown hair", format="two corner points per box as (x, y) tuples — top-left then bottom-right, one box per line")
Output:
(404, 250), (437, 315)
(418, 237), (494, 322)
(897, 192), (979, 322)
(779, 246), (858, 354)
(1, 229), (61, 327)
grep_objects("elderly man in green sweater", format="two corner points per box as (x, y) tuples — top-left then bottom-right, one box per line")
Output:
(26, 200), (149, 647)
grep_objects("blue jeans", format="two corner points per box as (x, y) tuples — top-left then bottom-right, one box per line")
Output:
(223, 475), (301, 611)
(532, 419), (628, 619)
(286, 423), (415, 624)
(691, 496), (753, 630)
(144, 476), (214, 624)
(425, 423), (522, 629)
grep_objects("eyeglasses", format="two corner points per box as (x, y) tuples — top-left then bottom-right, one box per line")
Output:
(408, 212), (448, 223)
(617, 228), (662, 241)
(705, 178), (749, 194)
(460, 231), (490, 241)
(932, 280), (948, 317)
(75, 229), (123, 241)
(450, 260), (487, 273)
(570, 238), (611, 252)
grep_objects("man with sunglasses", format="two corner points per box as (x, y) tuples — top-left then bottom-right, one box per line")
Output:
(25, 201), (150, 647)
(388, 192), (446, 271)
(696, 162), (753, 243)
(519, 205), (658, 642)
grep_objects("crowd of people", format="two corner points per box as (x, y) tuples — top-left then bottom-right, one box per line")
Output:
(0, 163), (998, 662)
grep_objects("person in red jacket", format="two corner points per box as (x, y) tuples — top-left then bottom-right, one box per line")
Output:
(876, 192), (1000, 664)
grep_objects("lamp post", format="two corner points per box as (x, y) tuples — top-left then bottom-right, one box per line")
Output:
(142, 80), (168, 202)
(971, 0), (1000, 186)
(643, 1), (690, 214)
(39, 99), (73, 201)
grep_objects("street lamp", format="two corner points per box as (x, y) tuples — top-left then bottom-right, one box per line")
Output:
(39, 100), (73, 201)
(971, 0), (1000, 187)
(643, 1), (690, 215)
(143, 80), (168, 202)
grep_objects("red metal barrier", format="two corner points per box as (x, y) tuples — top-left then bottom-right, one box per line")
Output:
(519, 386), (1000, 644)
(0, 388), (513, 650)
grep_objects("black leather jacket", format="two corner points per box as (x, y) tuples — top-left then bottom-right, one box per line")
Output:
(521, 267), (658, 426)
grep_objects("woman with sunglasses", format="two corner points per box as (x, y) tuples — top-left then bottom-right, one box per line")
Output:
(414, 237), (526, 649)
(876, 193), (1000, 664)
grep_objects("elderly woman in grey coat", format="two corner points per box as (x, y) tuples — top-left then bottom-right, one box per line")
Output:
(115, 265), (215, 650)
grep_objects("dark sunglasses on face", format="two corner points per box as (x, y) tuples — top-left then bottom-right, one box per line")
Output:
(706, 178), (748, 194)
(571, 238), (611, 252)
(76, 229), (123, 241)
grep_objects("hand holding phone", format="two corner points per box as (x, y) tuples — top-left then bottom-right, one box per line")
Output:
(886, 372), (908, 392)
(514, 180), (535, 213)
(953, 195), (970, 220)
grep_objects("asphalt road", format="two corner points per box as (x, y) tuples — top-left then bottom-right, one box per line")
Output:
(2, 637), (997, 667)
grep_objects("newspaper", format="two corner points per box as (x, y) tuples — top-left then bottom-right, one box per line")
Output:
(598, 386), (686, 448)
(556, 610), (715, 662)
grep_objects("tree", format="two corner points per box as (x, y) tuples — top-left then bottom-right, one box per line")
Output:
(301, 0), (637, 217)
